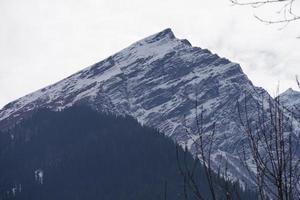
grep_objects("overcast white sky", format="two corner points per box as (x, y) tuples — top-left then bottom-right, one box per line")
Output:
(0, 0), (299, 108)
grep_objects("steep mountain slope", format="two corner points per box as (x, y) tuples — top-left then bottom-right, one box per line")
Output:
(0, 28), (290, 185)
(279, 88), (300, 120)
(0, 107), (255, 200)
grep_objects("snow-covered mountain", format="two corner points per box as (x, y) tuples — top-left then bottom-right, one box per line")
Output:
(279, 88), (300, 120)
(0, 28), (294, 186)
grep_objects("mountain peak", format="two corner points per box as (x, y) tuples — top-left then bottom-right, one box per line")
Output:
(139, 28), (194, 49)
(148, 28), (175, 41)
(286, 88), (295, 93)
(135, 28), (178, 46)
(0, 29), (294, 188)
(280, 88), (300, 96)
(279, 88), (300, 109)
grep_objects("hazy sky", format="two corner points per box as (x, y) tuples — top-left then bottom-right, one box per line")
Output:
(0, 0), (299, 108)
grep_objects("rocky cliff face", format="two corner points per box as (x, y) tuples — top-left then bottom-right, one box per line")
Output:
(279, 88), (300, 121)
(0, 28), (295, 186)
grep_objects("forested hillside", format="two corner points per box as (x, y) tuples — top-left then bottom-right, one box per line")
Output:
(0, 106), (255, 199)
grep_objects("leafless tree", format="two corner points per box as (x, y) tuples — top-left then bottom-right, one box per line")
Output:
(237, 92), (300, 200)
(230, 0), (300, 24)
(176, 114), (218, 200)
(176, 94), (240, 200)
(176, 80), (300, 199)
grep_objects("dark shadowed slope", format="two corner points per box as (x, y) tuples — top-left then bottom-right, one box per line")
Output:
(0, 106), (255, 200)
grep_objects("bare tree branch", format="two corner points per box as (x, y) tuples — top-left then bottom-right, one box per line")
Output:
(237, 92), (300, 199)
(230, 0), (300, 24)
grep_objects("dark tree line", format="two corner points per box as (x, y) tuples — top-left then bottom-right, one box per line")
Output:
(0, 106), (254, 200)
